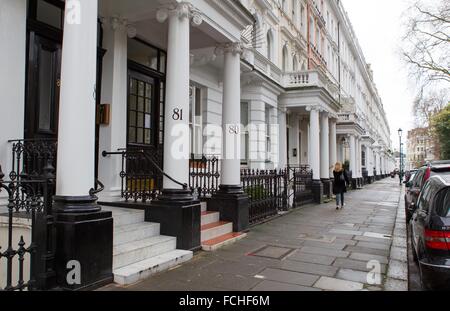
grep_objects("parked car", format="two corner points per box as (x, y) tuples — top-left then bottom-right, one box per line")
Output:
(405, 161), (450, 223)
(410, 174), (450, 290)
(405, 169), (418, 183)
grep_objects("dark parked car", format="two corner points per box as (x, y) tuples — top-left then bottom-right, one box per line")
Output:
(410, 174), (450, 290)
(405, 161), (450, 223)
(405, 169), (418, 183)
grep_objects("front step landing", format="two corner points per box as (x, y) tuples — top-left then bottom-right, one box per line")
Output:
(102, 206), (193, 286)
(200, 202), (247, 251)
(114, 249), (192, 285)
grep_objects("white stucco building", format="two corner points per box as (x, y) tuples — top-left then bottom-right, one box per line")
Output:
(0, 0), (394, 290)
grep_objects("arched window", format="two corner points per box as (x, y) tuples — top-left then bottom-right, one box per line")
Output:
(282, 46), (289, 71)
(266, 30), (273, 61)
(293, 55), (298, 71)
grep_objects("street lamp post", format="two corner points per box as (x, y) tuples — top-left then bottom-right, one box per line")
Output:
(398, 128), (403, 185)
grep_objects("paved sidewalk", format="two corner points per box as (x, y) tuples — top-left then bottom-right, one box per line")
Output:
(101, 178), (406, 291)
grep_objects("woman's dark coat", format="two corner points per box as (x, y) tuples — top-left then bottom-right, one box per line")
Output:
(333, 169), (350, 195)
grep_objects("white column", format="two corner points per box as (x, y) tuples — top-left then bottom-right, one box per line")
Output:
(367, 146), (374, 177)
(98, 17), (128, 200)
(0, 0), (26, 188)
(288, 115), (299, 166)
(375, 151), (380, 175)
(278, 109), (287, 169)
(308, 107), (320, 180)
(249, 101), (265, 169)
(329, 119), (337, 177)
(320, 112), (330, 179)
(356, 138), (362, 178)
(56, 0), (98, 196)
(349, 135), (356, 178)
(221, 43), (243, 186)
(157, 4), (202, 189)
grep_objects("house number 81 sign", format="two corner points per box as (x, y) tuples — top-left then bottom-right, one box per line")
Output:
(172, 108), (183, 121)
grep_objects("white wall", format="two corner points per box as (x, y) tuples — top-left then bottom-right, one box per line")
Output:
(0, 0), (27, 200)
(97, 20), (128, 201)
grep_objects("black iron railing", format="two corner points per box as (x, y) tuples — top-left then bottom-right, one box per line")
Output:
(8, 139), (57, 183)
(241, 169), (289, 225)
(0, 164), (56, 291)
(289, 165), (314, 207)
(189, 155), (220, 199)
(102, 149), (187, 203)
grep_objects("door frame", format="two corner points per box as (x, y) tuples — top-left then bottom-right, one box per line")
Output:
(25, 1), (105, 179)
(127, 60), (166, 166)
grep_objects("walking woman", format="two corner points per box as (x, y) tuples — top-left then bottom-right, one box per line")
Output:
(333, 162), (349, 210)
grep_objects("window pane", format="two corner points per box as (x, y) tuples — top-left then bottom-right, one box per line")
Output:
(137, 113), (144, 127)
(145, 83), (152, 99)
(38, 48), (54, 131)
(138, 97), (144, 112)
(137, 128), (144, 144)
(138, 81), (145, 96)
(129, 111), (136, 127)
(145, 114), (151, 129)
(144, 129), (151, 145)
(195, 87), (202, 117)
(128, 127), (136, 143)
(128, 39), (159, 71)
(129, 95), (137, 110)
(37, 0), (62, 29)
(160, 53), (166, 73)
(241, 102), (249, 127)
(130, 79), (137, 95)
(145, 99), (151, 113)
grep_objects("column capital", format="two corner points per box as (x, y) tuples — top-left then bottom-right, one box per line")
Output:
(102, 16), (138, 37)
(215, 42), (244, 56)
(156, 2), (203, 27)
(306, 105), (320, 112)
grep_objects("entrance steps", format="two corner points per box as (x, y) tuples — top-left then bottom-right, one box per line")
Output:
(102, 206), (192, 286)
(200, 202), (246, 251)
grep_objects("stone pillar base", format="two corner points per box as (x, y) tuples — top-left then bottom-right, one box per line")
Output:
(321, 179), (331, 198)
(351, 178), (358, 190)
(208, 185), (249, 232)
(53, 196), (113, 291)
(312, 180), (324, 204)
(145, 189), (201, 251)
(358, 178), (363, 188)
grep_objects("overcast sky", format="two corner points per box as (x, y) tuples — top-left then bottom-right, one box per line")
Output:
(341, 0), (417, 151)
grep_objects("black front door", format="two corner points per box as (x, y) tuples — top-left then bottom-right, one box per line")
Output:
(25, 33), (62, 140)
(127, 69), (163, 164)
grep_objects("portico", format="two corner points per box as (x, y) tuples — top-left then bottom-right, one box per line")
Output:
(0, 0), (396, 292)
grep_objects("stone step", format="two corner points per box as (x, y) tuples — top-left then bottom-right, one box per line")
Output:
(102, 206), (145, 227)
(200, 201), (207, 213)
(113, 235), (176, 270)
(200, 221), (233, 242)
(114, 222), (160, 246)
(113, 249), (193, 286)
(201, 211), (220, 226)
(202, 232), (247, 251)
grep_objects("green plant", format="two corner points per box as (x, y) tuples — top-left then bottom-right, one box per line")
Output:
(431, 104), (450, 159)
(244, 185), (269, 200)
